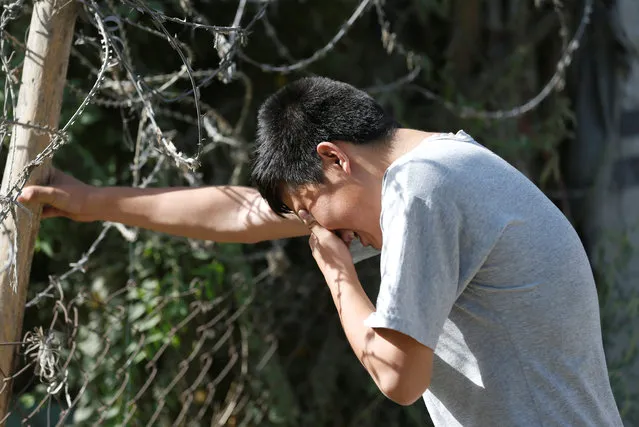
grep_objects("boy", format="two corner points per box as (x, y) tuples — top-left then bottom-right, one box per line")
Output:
(21, 77), (622, 426)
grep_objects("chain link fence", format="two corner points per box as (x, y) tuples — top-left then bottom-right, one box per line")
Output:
(0, 0), (592, 425)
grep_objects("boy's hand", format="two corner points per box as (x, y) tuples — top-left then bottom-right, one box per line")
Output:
(18, 168), (95, 222)
(298, 210), (357, 283)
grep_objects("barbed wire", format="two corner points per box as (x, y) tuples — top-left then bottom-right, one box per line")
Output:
(399, 0), (593, 119)
(0, 0), (594, 425)
(0, 1), (277, 425)
(239, 0), (372, 73)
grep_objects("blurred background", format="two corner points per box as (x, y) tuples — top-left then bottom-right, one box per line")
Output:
(0, 0), (637, 425)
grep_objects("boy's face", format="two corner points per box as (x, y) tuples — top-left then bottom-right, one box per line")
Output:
(282, 149), (384, 250)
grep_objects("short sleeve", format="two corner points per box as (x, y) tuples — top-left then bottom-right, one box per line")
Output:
(364, 168), (462, 351)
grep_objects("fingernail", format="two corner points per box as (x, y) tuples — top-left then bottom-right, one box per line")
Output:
(298, 210), (309, 221)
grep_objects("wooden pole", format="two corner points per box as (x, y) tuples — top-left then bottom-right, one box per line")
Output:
(0, 0), (78, 421)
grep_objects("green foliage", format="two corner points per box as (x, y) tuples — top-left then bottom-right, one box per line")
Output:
(594, 225), (639, 423)
(4, 1), (607, 426)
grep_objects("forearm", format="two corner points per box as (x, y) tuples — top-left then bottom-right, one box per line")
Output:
(89, 185), (309, 243)
(325, 272), (405, 397)
(302, 215), (432, 405)
(326, 273), (432, 405)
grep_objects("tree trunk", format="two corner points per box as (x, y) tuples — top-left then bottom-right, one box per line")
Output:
(0, 0), (78, 421)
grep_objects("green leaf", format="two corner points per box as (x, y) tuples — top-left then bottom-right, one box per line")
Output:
(128, 303), (146, 321)
(135, 315), (161, 332)
(142, 279), (159, 292)
(73, 406), (94, 423)
(19, 393), (35, 409)
(171, 335), (180, 348)
(104, 406), (120, 420)
(77, 332), (102, 358)
(35, 238), (54, 257)
(147, 331), (164, 343)
(133, 349), (148, 364)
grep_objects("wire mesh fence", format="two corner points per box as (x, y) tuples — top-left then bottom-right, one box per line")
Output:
(0, 0), (592, 425)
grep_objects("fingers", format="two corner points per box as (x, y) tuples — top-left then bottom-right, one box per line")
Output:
(298, 210), (350, 256)
(18, 186), (65, 207)
(298, 210), (328, 248)
(41, 206), (66, 219)
(336, 229), (355, 246)
(297, 209), (313, 225)
(298, 210), (331, 237)
(298, 211), (356, 246)
(298, 211), (355, 273)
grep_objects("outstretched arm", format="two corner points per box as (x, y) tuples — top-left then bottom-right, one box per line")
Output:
(18, 169), (309, 243)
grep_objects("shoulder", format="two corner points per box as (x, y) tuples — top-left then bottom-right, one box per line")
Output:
(383, 131), (522, 205)
(383, 133), (481, 201)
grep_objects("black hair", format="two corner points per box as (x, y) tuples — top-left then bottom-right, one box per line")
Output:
(251, 77), (398, 215)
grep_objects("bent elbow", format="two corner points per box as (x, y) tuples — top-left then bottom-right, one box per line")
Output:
(386, 391), (423, 406)
(366, 327), (434, 406)
(378, 372), (430, 406)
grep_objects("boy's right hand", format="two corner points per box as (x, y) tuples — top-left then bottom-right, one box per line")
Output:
(18, 168), (95, 222)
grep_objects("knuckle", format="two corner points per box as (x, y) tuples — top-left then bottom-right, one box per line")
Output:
(20, 188), (32, 200)
(43, 188), (57, 204)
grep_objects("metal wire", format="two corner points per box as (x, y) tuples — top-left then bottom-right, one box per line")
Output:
(0, 0), (589, 425)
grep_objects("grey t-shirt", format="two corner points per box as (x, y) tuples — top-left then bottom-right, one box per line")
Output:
(364, 131), (622, 426)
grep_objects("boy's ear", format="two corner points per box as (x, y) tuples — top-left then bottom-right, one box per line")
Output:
(317, 142), (351, 174)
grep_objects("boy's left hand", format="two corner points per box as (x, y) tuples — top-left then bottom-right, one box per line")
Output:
(298, 210), (357, 283)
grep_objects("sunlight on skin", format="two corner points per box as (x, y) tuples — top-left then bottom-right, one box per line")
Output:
(297, 209), (433, 405)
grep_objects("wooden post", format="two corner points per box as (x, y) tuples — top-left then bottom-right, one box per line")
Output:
(0, 0), (78, 421)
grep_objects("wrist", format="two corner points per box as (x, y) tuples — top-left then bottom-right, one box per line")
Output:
(84, 186), (109, 222)
(325, 270), (376, 328)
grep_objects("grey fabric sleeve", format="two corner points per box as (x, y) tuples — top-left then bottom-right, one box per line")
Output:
(364, 173), (461, 350)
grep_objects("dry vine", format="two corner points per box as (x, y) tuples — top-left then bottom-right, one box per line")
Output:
(0, 0), (591, 425)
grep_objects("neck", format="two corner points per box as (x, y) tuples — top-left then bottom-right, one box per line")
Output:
(388, 128), (438, 161)
(356, 128), (438, 180)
